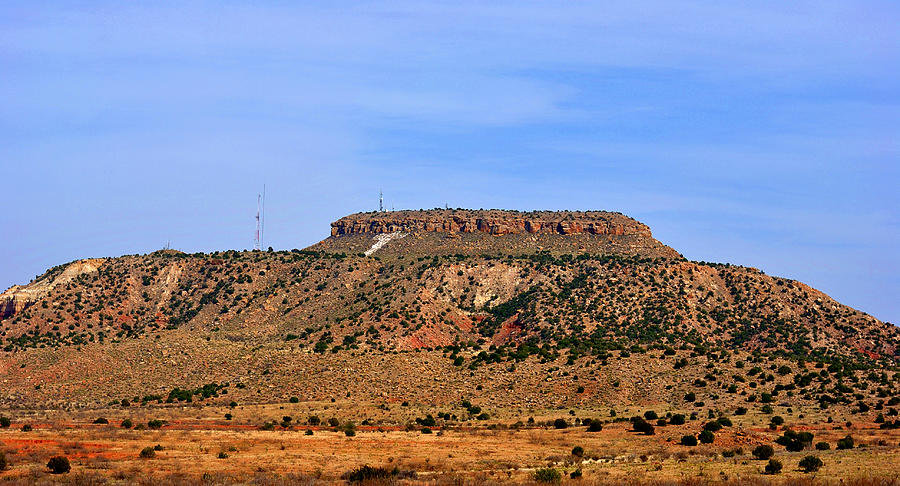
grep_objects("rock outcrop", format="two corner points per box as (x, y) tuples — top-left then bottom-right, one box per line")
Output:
(331, 209), (652, 237)
(0, 258), (105, 319)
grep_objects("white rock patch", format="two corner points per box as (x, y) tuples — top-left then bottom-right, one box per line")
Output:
(364, 232), (407, 256)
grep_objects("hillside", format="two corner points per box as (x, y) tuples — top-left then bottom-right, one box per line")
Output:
(0, 210), (897, 413)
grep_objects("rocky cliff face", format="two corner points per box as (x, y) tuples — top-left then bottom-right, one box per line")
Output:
(0, 258), (105, 319)
(331, 210), (652, 237)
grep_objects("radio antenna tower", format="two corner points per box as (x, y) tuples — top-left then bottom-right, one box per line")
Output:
(261, 184), (266, 250)
(379, 190), (383, 212)
(254, 185), (267, 251)
(254, 193), (261, 251)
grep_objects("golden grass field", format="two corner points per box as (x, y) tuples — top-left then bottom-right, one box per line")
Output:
(1, 400), (898, 485)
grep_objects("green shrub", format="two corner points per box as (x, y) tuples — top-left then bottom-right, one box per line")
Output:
(670, 414), (686, 425)
(121, 418), (133, 429)
(587, 421), (603, 432)
(703, 421), (722, 432)
(644, 410), (658, 420)
(139, 447), (156, 459)
(0, 417), (9, 428)
(571, 446), (584, 457)
(836, 435), (854, 450)
(698, 429), (715, 444)
(534, 468), (561, 483)
(147, 419), (164, 429)
(553, 418), (568, 429)
(217, 451), (229, 459)
(764, 459), (783, 474)
(93, 417), (109, 424)
(815, 442), (830, 450)
(570, 469), (582, 479)
(47, 456), (71, 474)
(799, 455), (823, 473)
(680, 435), (698, 446)
(753, 445), (775, 460)
(0, 450), (8, 471)
(289, 396), (299, 403)
(345, 465), (396, 482)
(21, 424), (32, 432)
(631, 417), (655, 435)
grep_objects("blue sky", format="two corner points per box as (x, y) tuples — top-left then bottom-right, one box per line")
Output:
(1, 1), (898, 324)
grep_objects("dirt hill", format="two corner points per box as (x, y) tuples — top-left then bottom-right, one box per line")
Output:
(0, 210), (896, 413)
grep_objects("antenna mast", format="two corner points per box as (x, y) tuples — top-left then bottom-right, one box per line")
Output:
(261, 184), (266, 250)
(379, 190), (384, 212)
(254, 193), (261, 251)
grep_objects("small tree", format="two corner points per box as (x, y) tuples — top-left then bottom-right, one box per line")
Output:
(0, 450), (8, 471)
(571, 446), (584, 457)
(553, 418), (568, 429)
(799, 455), (823, 473)
(121, 418), (133, 429)
(698, 430), (715, 444)
(764, 459), (783, 474)
(93, 417), (109, 424)
(47, 456), (71, 474)
(139, 447), (156, 459)
(587, 421), (603, 432)
(680, 435), (698, 446)
(0, 417), (9, 428)
(753, 445), (775, 460)
(815, 442), (830, 450)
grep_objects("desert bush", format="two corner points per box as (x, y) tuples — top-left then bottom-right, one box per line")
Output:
(703, 421), (722, 432)
(815, 442), (830, 450)
(147, 419), (164, 429)
(644, 410), (658, 420)
(753, 445), (775, 460)
(0, 417), (9, 428)
(587, 420), (603, 432)
(631, 417), (655, 435)
(775, 429), (813, 451)
(47, 456), (71, 474)
(670, 414), (686, 425)
(553, 418), (568, 429)
(20, 424), (32, 432)
(699, 429), (715, 444)
(799, 455), (823, 473)
(680, 435), (698, 446)
(571, 446), (584, 457)
(217, 451), (228, 459)
(345, 465), (396, 482)
(93, 417), (109, 424)
(837, 435), (854, 449)
(534, 468), (561, 483)
(121, 418), (133, 428)
(570, 469), (582, 479)
(0, 450), (7, 471)
(308, 415), (321, 426)
(765, 459), (783, 474)
(140, 447), (156, 459)
(289, 396), (299, 403)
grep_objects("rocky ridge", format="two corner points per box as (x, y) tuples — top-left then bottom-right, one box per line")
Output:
(331, 209), (652, 237)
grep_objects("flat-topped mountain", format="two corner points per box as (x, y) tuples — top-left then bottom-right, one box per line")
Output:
(316, 209), (679, 260)
(0, 209), (897, 412)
